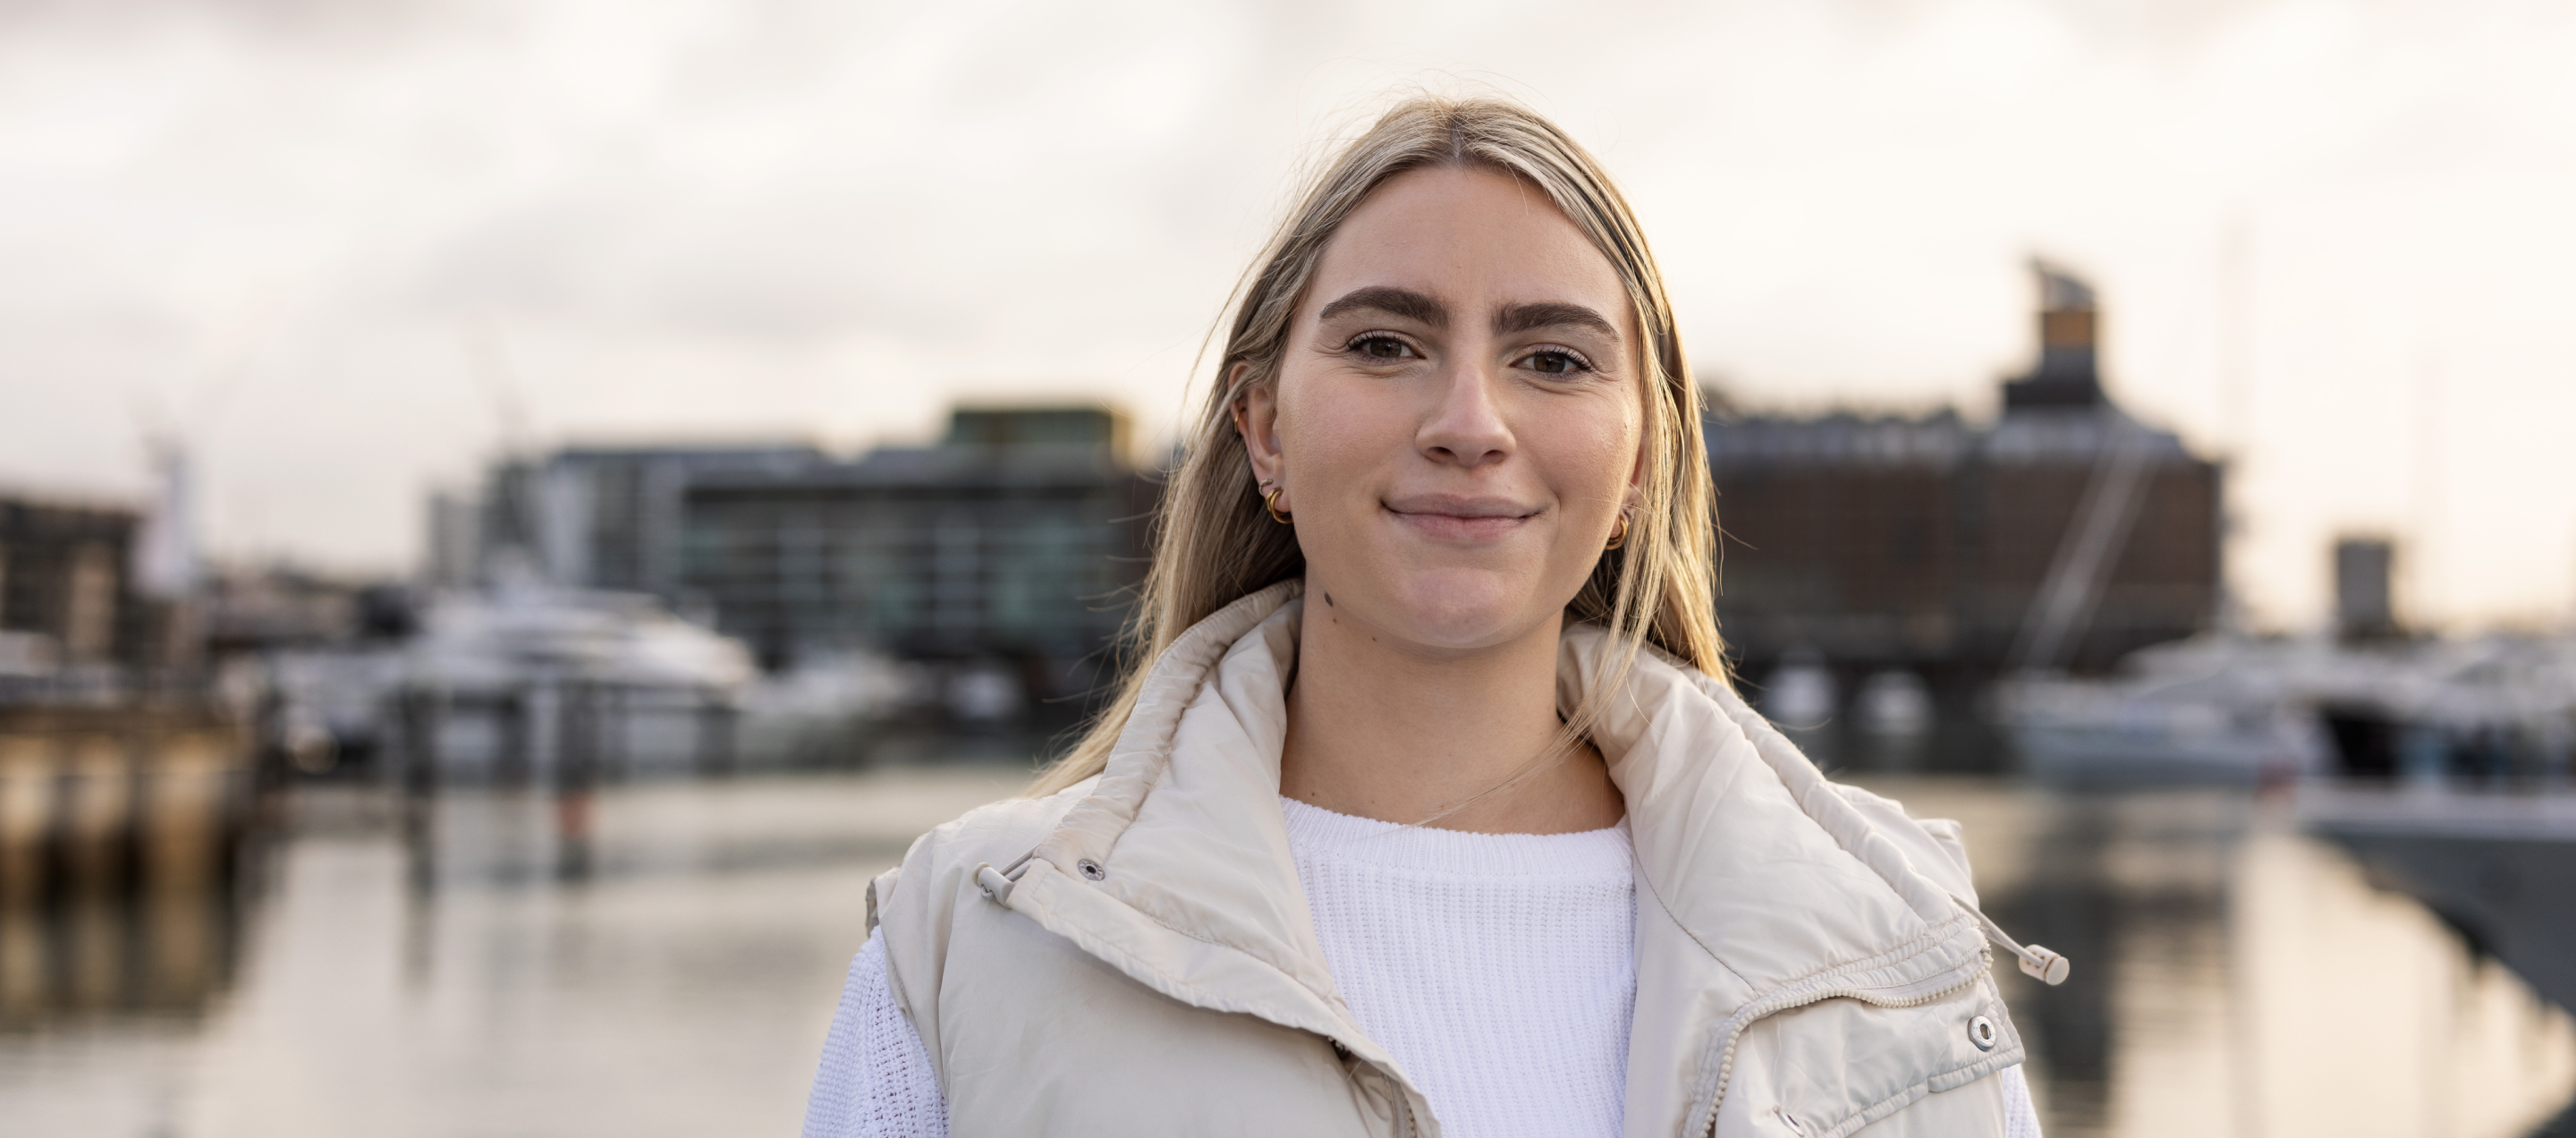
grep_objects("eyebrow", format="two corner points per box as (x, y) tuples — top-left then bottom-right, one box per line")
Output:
(1316, 286), (1446, 328)
(1493, 301), (1618, 338)
(1314, 287), (1618, 341)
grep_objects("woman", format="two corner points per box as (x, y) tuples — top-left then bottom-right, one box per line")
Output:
(803, 96), (2063, 1138)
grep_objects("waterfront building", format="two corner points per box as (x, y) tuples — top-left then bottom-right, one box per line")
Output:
(440, 406), (1155, 709)
(459, 444), (834, 599)
(0, 493), (151, 680)
(0, 491), (249, 904)
(1706, 265), (2224, 691)
(676, 407), (1154, 689)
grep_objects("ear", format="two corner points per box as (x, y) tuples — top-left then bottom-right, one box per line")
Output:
(1623, 407), (1652, 511)
(1231, 361), (1287, 488)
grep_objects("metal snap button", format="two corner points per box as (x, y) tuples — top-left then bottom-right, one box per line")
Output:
(1077, 858), (1106, 881)
(1968, 1015), (1999, 1051)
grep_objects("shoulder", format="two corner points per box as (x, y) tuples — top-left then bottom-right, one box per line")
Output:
(869, 776), (1097, 933)
(1828, 781), (1982, 906)
(910, 777), (1096, 869)
(867, 775), (1108, 1089)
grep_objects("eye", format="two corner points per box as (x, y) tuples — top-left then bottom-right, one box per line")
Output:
(1521, 349), (1591, 377)
(1348, 334), (1418, 361)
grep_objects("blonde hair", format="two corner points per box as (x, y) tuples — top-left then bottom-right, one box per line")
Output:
(1030, 94), (1726, 798)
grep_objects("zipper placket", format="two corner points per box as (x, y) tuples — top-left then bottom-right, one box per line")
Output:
(1690, 947), (1995, 1137)
(1352, 1057), (1415, 1138)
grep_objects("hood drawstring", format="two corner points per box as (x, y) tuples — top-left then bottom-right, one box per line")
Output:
(1954, 896), (2072, 986)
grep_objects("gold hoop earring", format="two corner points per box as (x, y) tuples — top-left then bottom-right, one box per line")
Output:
(1604, 510), (1631, 550)
(1261, 482), (1292, 524)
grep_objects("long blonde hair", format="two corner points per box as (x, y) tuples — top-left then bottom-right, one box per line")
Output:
(1030, 95), (1725, 797)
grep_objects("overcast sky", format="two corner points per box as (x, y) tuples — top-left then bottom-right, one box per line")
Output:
(5, 0), (2573, 629)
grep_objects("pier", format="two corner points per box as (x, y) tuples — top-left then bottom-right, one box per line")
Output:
(0, 704), (250, 906)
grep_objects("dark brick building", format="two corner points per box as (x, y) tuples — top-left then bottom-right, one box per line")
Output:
(1707, 266), (2223, 685)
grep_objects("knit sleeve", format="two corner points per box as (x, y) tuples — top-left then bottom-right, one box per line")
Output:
(801, 930), (950, 1138)
(1999, 1063), (2044, 1138)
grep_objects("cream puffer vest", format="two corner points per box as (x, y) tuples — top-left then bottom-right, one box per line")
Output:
(871, 582), (2036, 1137)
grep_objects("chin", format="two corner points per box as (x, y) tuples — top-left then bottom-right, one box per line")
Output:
(1383, 569), (1551, 651)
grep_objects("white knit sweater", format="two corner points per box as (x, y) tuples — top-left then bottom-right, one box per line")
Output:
(802, 798), (2044, 1137)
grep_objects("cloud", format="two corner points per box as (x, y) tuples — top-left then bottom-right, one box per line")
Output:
(4, 0), (2575, 624)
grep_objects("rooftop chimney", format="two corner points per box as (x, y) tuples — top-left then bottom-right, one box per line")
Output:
(2002, 259), (2108, 412)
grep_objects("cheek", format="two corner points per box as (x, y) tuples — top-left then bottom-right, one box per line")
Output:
(1534, 401), (1642, 503)
(1277, 372), (1406, 479)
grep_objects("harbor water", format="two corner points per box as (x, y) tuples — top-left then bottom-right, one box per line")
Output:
(2, 767), (2571, 1138)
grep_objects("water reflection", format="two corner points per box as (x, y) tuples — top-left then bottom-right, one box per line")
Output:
(0, 889), (242, 1025)
(0, 769), (1019, 1138)
(1867, 779), (2576, 1138)
(0, 770), (2570, 1138)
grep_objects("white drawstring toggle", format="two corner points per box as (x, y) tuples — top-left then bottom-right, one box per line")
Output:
(974, 853), (1040, 907)
(2015, 944), (2071, 986)
(1956, 896), (2072, 987)
(975, 863), (1017, 905)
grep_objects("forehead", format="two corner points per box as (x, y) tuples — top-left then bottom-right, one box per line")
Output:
(1305, 165), (1629, 323)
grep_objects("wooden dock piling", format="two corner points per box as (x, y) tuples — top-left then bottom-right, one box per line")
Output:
(0, 705), (250, 907)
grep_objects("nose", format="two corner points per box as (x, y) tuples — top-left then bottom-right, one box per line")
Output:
(1416, 360), (1513, 470)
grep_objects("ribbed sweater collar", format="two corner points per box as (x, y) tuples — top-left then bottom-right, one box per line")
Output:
(1278, 796), (1633, 879)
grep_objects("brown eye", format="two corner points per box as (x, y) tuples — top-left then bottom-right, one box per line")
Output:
(1527, 351), (1582, 375)
(1353, 335), (1414, 361)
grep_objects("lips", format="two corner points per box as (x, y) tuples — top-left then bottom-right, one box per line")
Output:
(1382, 493), (1541, 542)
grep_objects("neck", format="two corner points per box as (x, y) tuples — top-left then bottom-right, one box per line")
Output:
(1277, 580), (1624, 835)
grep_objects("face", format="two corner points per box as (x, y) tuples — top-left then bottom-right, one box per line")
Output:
(1235, 165), (1646, 655)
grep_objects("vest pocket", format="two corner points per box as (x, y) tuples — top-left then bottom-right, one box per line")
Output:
(1725, 976), (2021, 1138)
